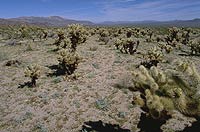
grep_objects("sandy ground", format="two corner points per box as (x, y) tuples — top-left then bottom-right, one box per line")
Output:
(0, 36), (143, 132)
(0, 35), (200, 132)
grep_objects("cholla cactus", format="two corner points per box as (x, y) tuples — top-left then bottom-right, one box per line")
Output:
(67, 24), (87, 52)
(126, 28), (132, 38)
(53, 30), (73, 51)
(41, 29), (48, 40)
(24, 64), (41, 87)
(146, 29), (153, 42)
(189, 37), (200, 55)
(114, 38), (122, 50)
(132, 60), (200, 122)
(117, 37), (140, 54)
(181, 30), (190, 45)
(142, 46), (163, 67)
(54, 30), (65, 47)
(59, 38), (71, 50)
(57, 49), (80, 75)
(159, 43), (173, 54)
(18, 25), (33, 40)
(98, 29), (110, 44)
(169, 27), (179, 41)
(99, 29), (109, 38)
(165, 27), (181, 47)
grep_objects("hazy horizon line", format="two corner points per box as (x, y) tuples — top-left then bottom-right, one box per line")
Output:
(1, 15), (199, 23)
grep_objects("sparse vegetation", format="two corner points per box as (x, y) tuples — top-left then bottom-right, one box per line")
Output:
(1, 24), (200, 132)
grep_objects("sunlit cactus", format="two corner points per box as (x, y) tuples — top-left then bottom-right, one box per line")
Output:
(146, 29), (153, 42)
(67, 24), (87, 52)
(118, 37), (140, 54)
(41, 29), (48, 40)
(24, 64), (41, 87)
(98, 29), (110, 44)
(169, 27), (179, 41)
(142, 46), (163, 67)
(159, 43), (173, 54)
(54, 30), (65, 47)
(181, 29), (190, 45)
(18, 25), (33, 40)
(132, 60), (200, 121)
(57, 49), (80, 75)
(189, 37), (200, 55)
(59, 38), (71, 50)
(114, 38), (122, 50)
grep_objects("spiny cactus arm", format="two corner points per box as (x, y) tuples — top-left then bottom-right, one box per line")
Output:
(132, 65), (159, 92)
(145, 89), (164, 119)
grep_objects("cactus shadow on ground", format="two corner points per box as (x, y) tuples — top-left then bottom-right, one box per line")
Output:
(80, 120), (131, 132)
(47, 64), (65, 77)
(138, 113), (171, 132)
(18, 81), (33, 88)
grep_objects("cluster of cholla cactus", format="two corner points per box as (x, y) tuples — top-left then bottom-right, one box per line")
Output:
(67, 24), (87, 52)
(165, 27), (181, 47)
(189, 37), (200, 55)
(181, 28), (191, 45)
(54, 30), (73, 51)
(18, 25), (36, 40)
(133, 28), (141, 38)
(89, 28), (97, 36)
(53, 30), (66, 49)
(24, 64), (41, 87)
(54, 24), (86, 76)
(141, 46), (163, 68)
(145, 29), (154, 42)
(114, 37), (140, 54)
(57, 49), (80, 75)
(126, 28), (132, 38)
(132, 60), (200, 129)
(98, 29), (110, 44)
(40, 29), (48, 40)
(158, 43), (173, 54)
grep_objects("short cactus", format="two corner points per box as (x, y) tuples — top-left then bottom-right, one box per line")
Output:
(114, 38), (122, 50)
(57, 49), (80, 75)
(24, 64), (41, 87)
(189, 37), (200, 55)
(141, 46), (163, 68)
(98, 29), (110, 44)
(53, 30), (65, 47)
(117, 37), (140, 54)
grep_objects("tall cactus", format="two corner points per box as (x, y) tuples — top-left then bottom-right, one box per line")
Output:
(67, 24), (87, 52)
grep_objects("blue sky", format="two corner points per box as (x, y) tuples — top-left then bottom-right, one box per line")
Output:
(0, 0), (200, 22)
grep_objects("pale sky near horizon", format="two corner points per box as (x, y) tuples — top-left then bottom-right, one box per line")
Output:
(0, 0), (200, 22)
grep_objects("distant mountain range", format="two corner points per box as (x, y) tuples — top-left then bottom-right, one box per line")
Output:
(0, 16), (94, 26)
(0, 16), (200, 27)
(98, 19), (200, 27)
